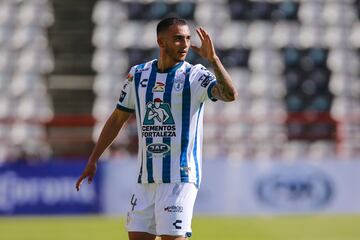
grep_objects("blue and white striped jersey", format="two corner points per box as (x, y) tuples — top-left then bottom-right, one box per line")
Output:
(117, 59), (217, 187)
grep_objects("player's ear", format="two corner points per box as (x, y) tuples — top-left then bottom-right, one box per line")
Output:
(157, 33), (165, 48)
(157, 36), (165, 48)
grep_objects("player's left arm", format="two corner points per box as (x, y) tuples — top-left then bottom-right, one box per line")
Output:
(191, 27), (238, 102)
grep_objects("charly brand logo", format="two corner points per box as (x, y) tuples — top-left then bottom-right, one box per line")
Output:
(140, 78), (148, 87)
(147, 143), (170, 155)
(256, 168), (334, 211)
(164, 205), (183, 213)
(173, 220), (182, 230)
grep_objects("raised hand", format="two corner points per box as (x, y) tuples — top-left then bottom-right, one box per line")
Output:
(191, 27), (217, 61)
(191, 28), (238, 102)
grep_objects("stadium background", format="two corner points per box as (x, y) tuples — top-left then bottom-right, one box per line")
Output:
(0, 0), (359, 239)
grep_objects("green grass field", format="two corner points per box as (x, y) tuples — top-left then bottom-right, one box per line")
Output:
(1, 215), (359, 240)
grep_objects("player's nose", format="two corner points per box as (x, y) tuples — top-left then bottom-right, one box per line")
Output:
(180, 38), (189, 48)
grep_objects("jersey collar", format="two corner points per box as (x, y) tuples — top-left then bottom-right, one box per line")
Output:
(154, 60), (184, 73)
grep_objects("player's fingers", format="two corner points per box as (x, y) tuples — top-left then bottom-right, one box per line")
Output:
(199, 27), (207, 34)
(196, 28), (205, 41)
(88, 174), (94, 184)
(198, 28), (212, 47)
(75, 175), (86, 191)
(207, 37), (214, 49)
(199, 27), (209, 38)
(201, 28), (213, 44)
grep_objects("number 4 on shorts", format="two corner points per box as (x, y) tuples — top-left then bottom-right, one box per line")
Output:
(130, 194), (137, 211)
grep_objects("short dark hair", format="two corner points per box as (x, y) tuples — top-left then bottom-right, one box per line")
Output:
(156, 17), (188, 36)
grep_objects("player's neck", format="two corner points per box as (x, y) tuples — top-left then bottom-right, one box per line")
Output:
(157, 57), (181, 73)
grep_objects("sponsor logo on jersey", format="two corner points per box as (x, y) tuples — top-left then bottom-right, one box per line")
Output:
(198, 68), (215, 87)
(199, 73), (215, 88)
(142, 98), (176, 138)
(200, 76), (213, 87)
(140, 79), (148, 87)
(147, 143), (170, 155)
(164, 205), (183, 213)
(119, 90), (127, 102)
(122, 81), (129, 91)
(135, 67), (149, 73)
(126, 74), (133, 82)
(152, 82), (166, 92)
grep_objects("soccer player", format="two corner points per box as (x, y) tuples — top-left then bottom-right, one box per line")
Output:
(76, 17), (238, 240)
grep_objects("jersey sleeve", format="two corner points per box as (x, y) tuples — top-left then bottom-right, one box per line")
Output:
(116, 67), (136, 113)
(190, 64), (218, 103)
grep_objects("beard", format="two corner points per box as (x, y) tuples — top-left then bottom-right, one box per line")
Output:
(164, 46), (187, 62)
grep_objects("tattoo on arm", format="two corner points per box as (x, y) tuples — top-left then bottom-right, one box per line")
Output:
(211, 83), (236, 102)
(210, 58), (238, 102)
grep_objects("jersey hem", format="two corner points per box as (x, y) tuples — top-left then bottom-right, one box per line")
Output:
(207, 81), (218, 102)
(116, 104), (135, 113)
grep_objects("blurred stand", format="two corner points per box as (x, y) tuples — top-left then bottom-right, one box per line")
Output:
(0, 0), (359, 164)
(0, 0), (54, 164)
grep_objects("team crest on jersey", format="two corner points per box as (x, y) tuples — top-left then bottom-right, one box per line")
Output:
(173, 71), (186, 92)
(142, 98), (176, 138)
(173, 71), (186, 91)
(152, 82), (166, 92)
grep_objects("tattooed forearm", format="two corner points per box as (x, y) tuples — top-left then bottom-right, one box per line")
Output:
(210, 56), (238, 102)
(212, 84), (236, 101)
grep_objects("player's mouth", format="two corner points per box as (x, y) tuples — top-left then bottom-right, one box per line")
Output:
(179, 50), (187, 55)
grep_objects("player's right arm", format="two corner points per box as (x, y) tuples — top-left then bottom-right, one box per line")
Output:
(76, 67), (137, 191)
(76, 109), (132, 191)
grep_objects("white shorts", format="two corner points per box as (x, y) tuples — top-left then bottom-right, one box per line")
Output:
(126, 182), (198, 237)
